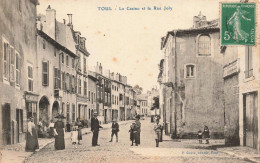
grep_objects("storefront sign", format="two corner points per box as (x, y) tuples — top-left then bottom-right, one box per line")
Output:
(223, 59), (239, 78)
(25, 94), (38, 102)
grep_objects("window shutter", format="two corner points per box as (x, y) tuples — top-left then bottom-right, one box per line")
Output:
(42, 61), (49, 86)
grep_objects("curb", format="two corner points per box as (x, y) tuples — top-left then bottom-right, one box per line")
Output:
(23, 120), (133, 162)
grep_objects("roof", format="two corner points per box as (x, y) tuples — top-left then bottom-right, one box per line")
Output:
(137, 94), (148, 101)
(162, 19), (219, 49)
(37, 29), (78, 58)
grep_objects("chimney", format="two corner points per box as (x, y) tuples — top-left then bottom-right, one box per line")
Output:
(67, 14), (73, 29)
(63, 19), (66, 25)
(46, 5), (56, 39)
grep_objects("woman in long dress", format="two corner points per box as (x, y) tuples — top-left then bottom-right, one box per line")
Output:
(54, 114), (65, 150)
(134, 115), (141, 146)
(75, 118), (83, 144)
(25, 117), (39, 152)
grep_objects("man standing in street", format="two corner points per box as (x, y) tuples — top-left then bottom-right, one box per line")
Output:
(109, 119), (119, 142)
(91, 112), (103, 146)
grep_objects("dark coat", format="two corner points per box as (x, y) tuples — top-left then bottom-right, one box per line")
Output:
(111, 123), (119, 132)
(91, 118), (102, 132)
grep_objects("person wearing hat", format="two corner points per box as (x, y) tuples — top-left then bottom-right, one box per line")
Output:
(54, 113), (66, 150)
(25, 117), (39, 152)
(109, 119), (119, 142)
(91, 111), (103, 146)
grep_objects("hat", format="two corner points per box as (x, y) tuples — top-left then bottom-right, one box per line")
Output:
(93, 111), (98, 115)
(55, 113), (66, 119)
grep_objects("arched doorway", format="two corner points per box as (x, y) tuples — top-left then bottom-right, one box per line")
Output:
(39, 96), (50, 124)
(52, 101), (60, 121)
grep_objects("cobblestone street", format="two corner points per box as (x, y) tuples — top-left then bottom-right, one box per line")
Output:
(24, 119), (250, 163)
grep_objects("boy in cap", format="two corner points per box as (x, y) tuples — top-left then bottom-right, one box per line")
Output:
(109, 119), (119, 142)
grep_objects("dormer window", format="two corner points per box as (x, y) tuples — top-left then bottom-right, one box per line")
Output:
(197, 35), (211, 56)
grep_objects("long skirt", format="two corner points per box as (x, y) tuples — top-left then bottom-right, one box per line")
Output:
(78, 129), (82, 140)
(25, 128), (39, 152)
(135, 132), (140, 145)
(55, 132), (65, 150)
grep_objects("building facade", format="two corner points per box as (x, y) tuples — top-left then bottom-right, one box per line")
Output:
(161, 13), (224, 138)
(0, 0), (39, 145)
(223, 3), (260, 150)
(36, 6), (78, 126)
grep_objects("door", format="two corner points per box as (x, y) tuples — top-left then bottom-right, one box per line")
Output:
(244, 93), (258, 149)
(2, 104), (11, 145)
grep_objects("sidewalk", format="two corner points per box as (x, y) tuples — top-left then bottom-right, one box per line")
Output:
(162, 133), (260, 162)
(0, 120), (133, 163)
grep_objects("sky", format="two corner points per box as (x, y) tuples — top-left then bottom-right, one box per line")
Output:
(37, 0), (223, 92)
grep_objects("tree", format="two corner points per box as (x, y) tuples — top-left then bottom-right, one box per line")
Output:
(133, 85), (143, 95)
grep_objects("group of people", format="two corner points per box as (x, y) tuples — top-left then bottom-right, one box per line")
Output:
(198, 126), (210, 144)
(129, 115), (141, 146)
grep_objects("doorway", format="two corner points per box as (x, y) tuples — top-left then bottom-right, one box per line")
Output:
(2, 104), (11, 145)
(243, 92), (258, 149)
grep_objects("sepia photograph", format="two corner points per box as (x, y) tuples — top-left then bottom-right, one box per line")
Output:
(0, 0), (260, 162)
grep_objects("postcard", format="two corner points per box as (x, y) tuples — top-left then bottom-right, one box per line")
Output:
(0, 0), (260, 162)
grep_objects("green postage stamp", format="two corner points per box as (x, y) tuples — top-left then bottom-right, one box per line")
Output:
(221, 3), (256, 46)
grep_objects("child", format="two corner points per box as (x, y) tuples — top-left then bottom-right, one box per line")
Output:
(129, 122), (136, 146)
(154, 119), (162, 147)
(71, 126), (78, 148)
(198, 130), (202, 144)
(203, 126), (210, 144)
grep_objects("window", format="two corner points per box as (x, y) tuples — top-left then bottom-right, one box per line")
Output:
(78, 78), (81, 94)
(84, 58), (87, 72)
(105, 92), (107, 103)
(108, 93), (111, 104)
(112, 95), (114, 104)
(66, 104), (70, 122)
(62, 72), (65, 90)
(84, 81), (87, 95)
(54, 68), (61, 89)
(72, 104), (76, 122)
(66, 55), (69, 66)
(3, 42), (9, 81)
(61, 53), (64, 64)
(94, 93), (96, 102)
(42, 61), (49, 86)
(91, 92), (94, 104)
(10, 47), (15, 82)
(72, 58), (75, 69)
(69, 75), (72, 92)
(72, 75), (75, 93)
(43, 40), (46, 49)
(185, 64), (196, 78)
(245, 46), (253, 79)
(198, 35), (211, 56)
(66, 73), (69, 91)
(28, 66), (33, 92)
(88, 91), (91, 101)
(97, 86), (100, 100)
(117, 96), (118, 105)
(16, 52), (20, 86)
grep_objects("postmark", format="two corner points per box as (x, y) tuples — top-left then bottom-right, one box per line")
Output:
(221, 3), (256, 46)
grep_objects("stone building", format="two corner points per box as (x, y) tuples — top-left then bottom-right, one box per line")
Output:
(74, 24), (90, 122)
(0, 0), (39, 145)
(36, 6), (78, 125)
(137, 94), (148, 116)
(223, 3), (260, 150)
(161, 13), (224, 138)
(110, 73), (120, 121)
(87, 71), (98, 124)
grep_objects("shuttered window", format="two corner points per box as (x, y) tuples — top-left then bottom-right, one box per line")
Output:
(16, 52), (20, 86)
(42, 61), (49, 86)
(28, 66), (33, 92)
(245, 46), (253, 78)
